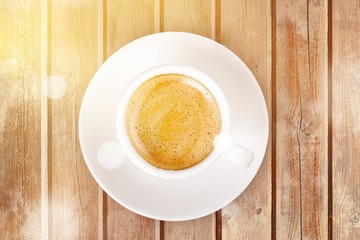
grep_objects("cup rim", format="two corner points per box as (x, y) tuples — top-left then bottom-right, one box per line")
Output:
(116, 64), (230, 179)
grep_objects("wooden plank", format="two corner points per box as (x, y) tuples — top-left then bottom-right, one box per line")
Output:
(276, 0), (328, 239)
(332, 0), (360, 239)
(162, 0), (216, 239)
(164, 217), (215, 240)
(220, 0), (272, 239)
(104, 0), (157, 239)
(105, 0), (156, 56)
(48, 0), (102, 239)
(162, 0), (213, 39)
(0, 1), (42, 239)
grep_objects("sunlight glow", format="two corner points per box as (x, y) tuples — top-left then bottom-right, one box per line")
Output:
(46, 75), (67, 99)
(97, 141), (124, 169)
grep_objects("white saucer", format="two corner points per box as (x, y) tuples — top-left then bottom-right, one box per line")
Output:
(79, 32), (269, 221)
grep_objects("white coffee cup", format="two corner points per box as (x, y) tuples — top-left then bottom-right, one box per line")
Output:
(116, 65), (254, 179)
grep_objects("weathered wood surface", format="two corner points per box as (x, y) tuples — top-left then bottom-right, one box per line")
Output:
(0, 1), (42, 239)
(275, 0), (328, 239)
(332, 0), (360, 239)
(1, 0), (359, 239)
(48, 0), (101, 239)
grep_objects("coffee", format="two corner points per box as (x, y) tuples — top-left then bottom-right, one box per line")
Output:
(126, 74), (221, 170)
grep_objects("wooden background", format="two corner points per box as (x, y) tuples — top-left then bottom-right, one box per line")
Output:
(0, 0), (359, 239)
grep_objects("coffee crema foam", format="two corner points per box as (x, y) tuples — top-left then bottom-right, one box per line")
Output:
(126, 74), (221, 170)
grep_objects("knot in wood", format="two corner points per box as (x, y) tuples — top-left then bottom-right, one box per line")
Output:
(255, 207), (262, 214)
(223, 213), (232, 221)
(351, 213), (360, 224)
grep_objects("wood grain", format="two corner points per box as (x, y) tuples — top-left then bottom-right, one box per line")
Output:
(2, 0), (360, 239)
(162, 0), (216, 239)
(220, 0), (272, 239)
(105, 0), (155, 56)
(48, 0), (102, 238)
(162, 0), (213, 39)
(0, 1), (42, 239)
(104, 0), (157, 239)
(164, 217), (215, 240)
(276, 0), (328, 239)
(332, 0), (360, 239)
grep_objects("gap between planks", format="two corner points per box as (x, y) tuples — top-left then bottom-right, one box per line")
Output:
(154, 0), (163, 33)
(213, 0), (222, 239)
(212, 0), (221, 42)
(98, 0), (105, 239)
(40, 0), (48, 239)
(46, 0), (54, 238)
(154, 0), (163, 238)
(271, 0), (277, 238)
(327, 0), (333, 239)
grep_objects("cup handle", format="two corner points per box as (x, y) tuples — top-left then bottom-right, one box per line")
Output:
(215, 135), (254, 168)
